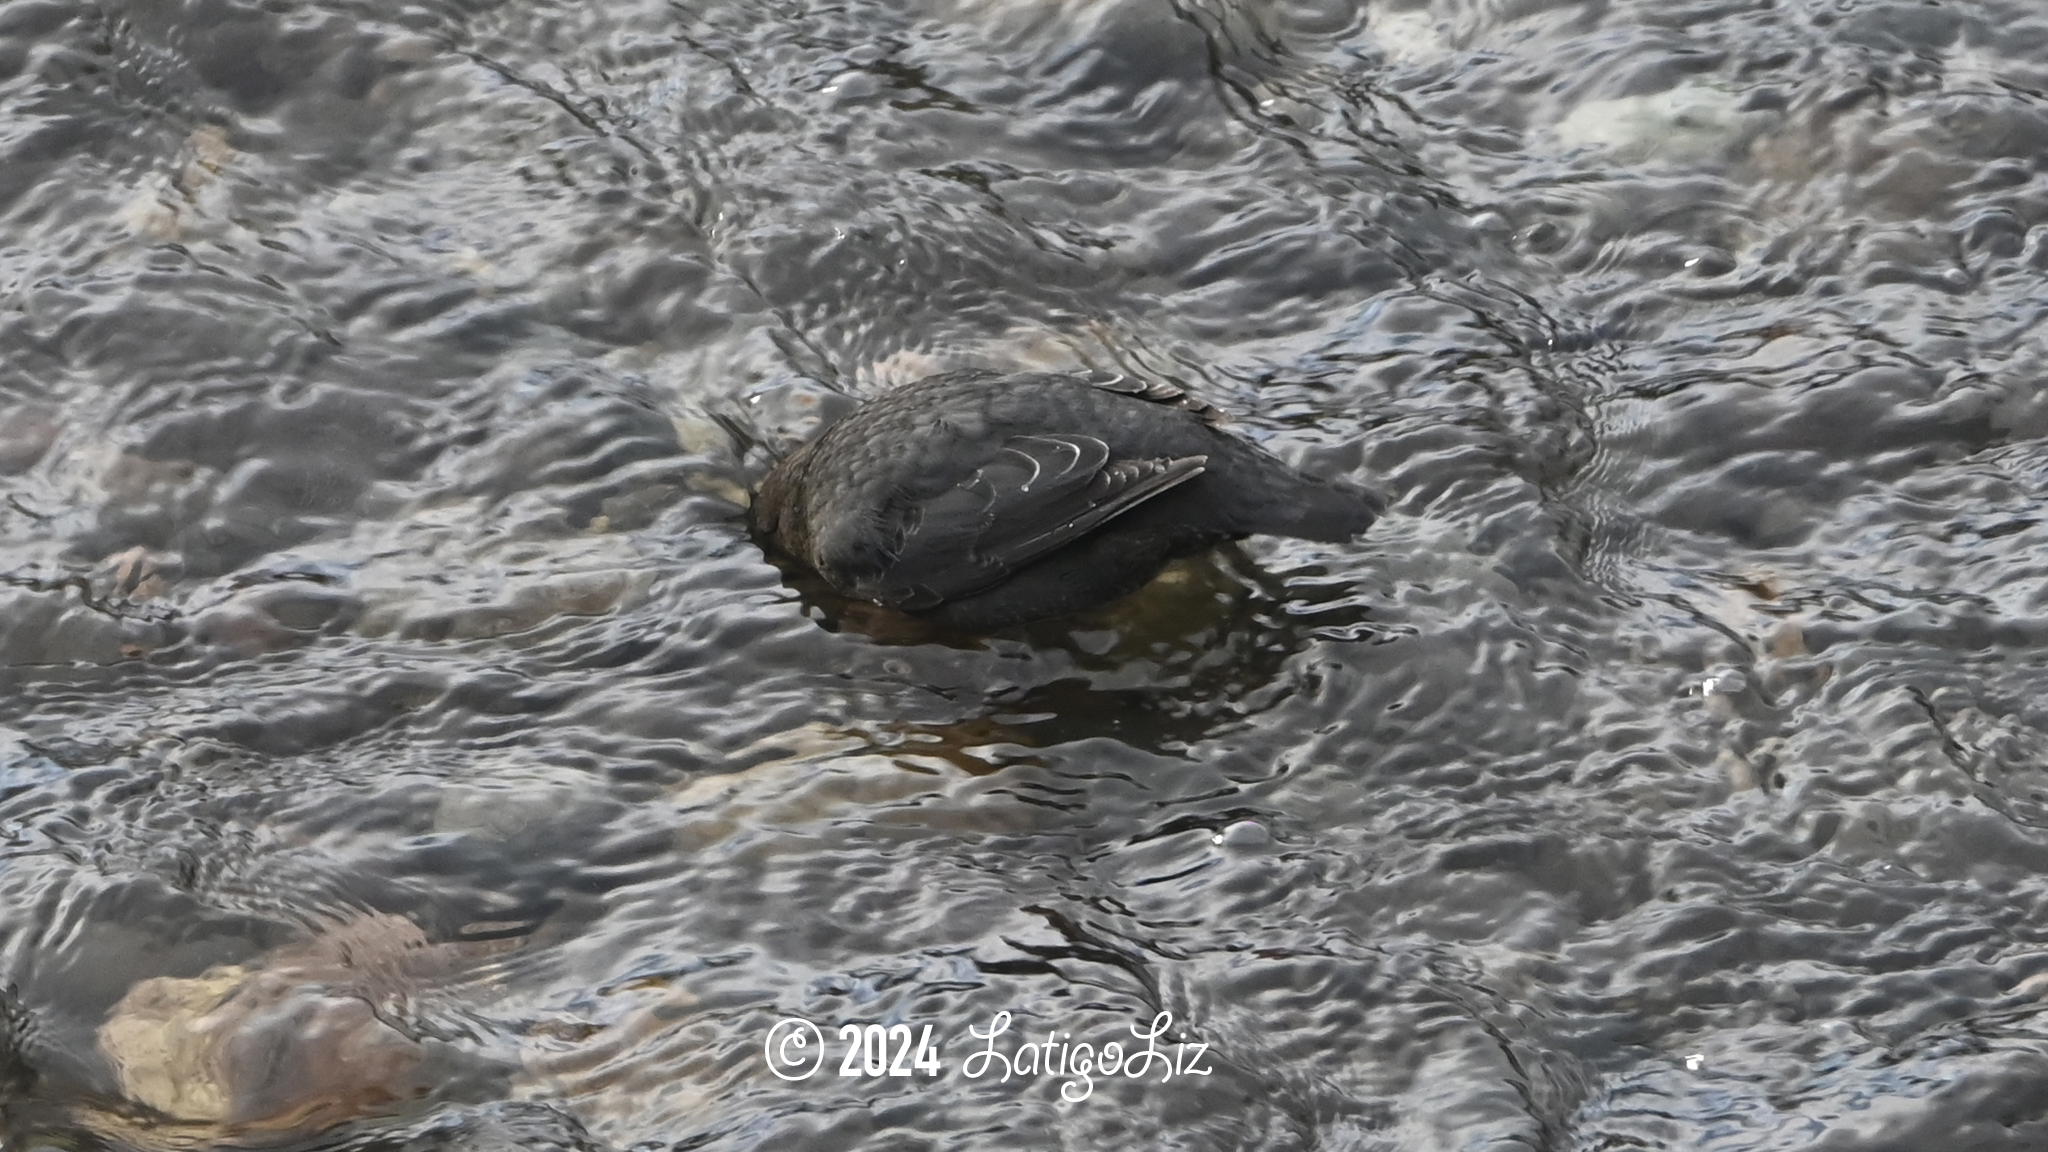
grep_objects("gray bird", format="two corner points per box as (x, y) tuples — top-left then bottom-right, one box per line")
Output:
(751, 369), (1384, 630)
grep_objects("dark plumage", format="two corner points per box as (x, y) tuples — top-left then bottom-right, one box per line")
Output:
(751, 369), (1384, 629)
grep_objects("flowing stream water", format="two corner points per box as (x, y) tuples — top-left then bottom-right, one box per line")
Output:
(6, 0), (2048, 1148)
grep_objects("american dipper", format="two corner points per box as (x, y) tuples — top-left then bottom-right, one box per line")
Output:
(752, 369), (1384, 629)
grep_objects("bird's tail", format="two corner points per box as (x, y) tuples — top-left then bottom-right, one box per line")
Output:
(1242, 474), (1386, 542)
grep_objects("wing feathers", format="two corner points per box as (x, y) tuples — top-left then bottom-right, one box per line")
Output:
(1090, 374), (1224, 425)
(1004, 455), (1206, 560)
(853, 435), (1207, 607)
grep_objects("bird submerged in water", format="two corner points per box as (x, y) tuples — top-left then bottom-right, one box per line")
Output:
(751, 369), (1384, 630)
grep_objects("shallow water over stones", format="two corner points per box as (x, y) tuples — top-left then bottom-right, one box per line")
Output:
(7, 0), (2048, 1148)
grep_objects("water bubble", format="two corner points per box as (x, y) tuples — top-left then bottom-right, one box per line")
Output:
(1215, 820), (1273, 850)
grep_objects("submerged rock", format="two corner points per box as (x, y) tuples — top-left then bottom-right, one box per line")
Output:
(92, 915), (514, 1146)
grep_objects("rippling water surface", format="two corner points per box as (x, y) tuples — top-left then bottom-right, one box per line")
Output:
(7, 0), (2048, 1147)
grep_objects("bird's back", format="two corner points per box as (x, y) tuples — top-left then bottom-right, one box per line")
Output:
(752, 369), (1382, 625)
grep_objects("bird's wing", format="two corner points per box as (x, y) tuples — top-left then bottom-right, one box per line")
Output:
(1089, 374), (1225, 425)
(853, 433), (1207, 609)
